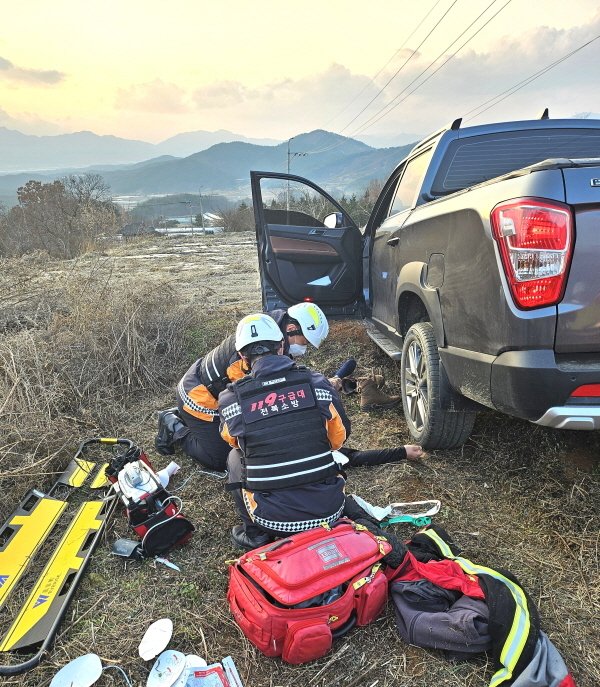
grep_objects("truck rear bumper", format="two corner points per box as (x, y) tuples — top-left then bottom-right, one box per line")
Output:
(441, 346), (600, 426)
(535, 407), (600, 430)
(491, 349), (600, 423)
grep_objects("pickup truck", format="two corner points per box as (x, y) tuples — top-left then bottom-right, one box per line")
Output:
(250, 116), (600, 449)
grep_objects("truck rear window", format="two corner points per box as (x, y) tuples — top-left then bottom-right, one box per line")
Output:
(432, 129), (600, 195)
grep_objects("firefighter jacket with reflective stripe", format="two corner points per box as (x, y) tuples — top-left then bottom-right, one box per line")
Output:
(176, 311), (290, 422)
(198, 334), (239, 399)
(390, 526), (573, 687)
(177, 345), (246, 422)
(219, 355), (350, 490)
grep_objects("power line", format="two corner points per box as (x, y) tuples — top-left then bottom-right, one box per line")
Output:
(305, 0), (508, 156)
(322, 0), (445, 129)
(464, 33), (600, 121)
(335, 0), (460, 137)
(303, 0), (461, 157)
(351, 0), (512, 137)
(291, 7), (598, 166)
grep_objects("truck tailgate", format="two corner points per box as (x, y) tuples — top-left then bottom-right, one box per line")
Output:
(555, 165), (600, 353)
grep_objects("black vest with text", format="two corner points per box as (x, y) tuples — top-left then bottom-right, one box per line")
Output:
(233, 367), (337, 491)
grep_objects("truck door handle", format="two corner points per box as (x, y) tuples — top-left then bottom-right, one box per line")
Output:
(309, 228), (326, 236)
(387, 237), (399, 246)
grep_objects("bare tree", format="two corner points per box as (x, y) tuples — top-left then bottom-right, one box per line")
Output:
(64, 174), (117, 251)
(0, 174), (118, 258)
(220, 201), (254, 232)
(0, 203), (10, 256)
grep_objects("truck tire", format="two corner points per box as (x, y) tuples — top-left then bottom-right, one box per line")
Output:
(400, 322), (476, 449)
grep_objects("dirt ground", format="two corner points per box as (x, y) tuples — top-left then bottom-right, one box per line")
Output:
(0, 233), (598, 687)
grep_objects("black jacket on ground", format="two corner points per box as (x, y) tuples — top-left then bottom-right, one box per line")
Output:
(389, 526), (573, 687)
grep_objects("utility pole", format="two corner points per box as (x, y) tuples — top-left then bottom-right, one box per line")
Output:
(188, 200), (194, 236)
(286, 136), (307, 213)
(198, 188), (206, 234)
(286, 136), (294, 212)
(287, 136), (295, 176)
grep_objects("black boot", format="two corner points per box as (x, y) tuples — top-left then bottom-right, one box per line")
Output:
(341, 447), (407, 467)
(340, 377), (358, 394)
(155, 408), (184, 456)
(231, 524), (273, 551)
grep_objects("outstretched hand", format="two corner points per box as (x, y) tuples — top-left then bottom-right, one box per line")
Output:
(404, 444), (424, 460)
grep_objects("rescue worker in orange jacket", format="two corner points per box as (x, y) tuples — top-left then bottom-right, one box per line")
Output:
(155, 303), (330, 470)
(219, 313), (349, 550)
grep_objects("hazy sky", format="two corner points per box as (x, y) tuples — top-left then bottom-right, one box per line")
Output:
(1, 0), (599, 143)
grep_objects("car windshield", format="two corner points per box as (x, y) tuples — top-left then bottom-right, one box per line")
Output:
(432, 128), (600, 195)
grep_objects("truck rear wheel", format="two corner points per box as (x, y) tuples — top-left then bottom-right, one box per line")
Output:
(400, 322), (476, 449)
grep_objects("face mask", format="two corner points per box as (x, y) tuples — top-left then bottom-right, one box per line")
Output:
(289, 343), (307, 357)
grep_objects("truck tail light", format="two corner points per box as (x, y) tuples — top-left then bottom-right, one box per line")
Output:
(570, 384), (600, 398)
(491, 199), (573, 309)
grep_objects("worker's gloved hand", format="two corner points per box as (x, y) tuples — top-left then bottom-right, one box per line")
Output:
(329, 358), (357, 394)
(328, 376), (343, 393)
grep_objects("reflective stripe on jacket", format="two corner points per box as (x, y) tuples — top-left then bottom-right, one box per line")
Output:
(391, 527), (554, 687)
(177, 353), (246, 421)
(176, 310), (289, 422)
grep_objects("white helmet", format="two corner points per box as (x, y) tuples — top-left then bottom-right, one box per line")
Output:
(287, 302), (329, 349)
(235, 313), (284, 352)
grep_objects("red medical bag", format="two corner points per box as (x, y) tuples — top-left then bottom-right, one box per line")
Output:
(227, 520), (391, 664)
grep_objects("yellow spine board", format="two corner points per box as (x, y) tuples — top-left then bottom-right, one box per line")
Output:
(67, 460), (97, 487)
(0, 501), (106, 652)
(89, 463), (110, 489)
(0, 497), (67, 609)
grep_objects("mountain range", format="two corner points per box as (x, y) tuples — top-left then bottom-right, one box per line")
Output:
(0, 130), (417, 206)
(0, 127), (280, 173)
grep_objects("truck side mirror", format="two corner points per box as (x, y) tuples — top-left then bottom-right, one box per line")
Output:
(323, 212), (344, 229)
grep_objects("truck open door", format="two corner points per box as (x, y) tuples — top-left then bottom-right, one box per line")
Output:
(250, 171), (363, 317)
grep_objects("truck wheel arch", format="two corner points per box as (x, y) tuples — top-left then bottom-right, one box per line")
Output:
(396, 262), (446, 347)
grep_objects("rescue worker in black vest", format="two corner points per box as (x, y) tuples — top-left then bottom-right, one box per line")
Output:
(220, 313), (350, 550)
(155, 302), (330, 470)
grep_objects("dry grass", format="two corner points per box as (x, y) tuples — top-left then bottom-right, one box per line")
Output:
(0, 234), (598, 687)
(0, 259), (195, 521)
